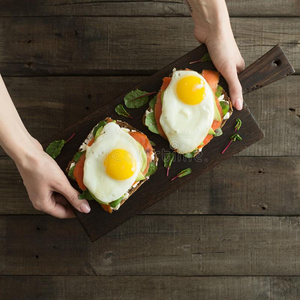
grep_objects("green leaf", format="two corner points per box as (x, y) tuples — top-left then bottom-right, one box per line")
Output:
(215, 85), (224, 98)
(163, 152), (175, 169)
(124, 89), (153, 108)
(146, 162), (157, 176)
(171, 168), (192, 181)
(94, 126), (104, 140)
(149, 140), (156, 146)
(145, 112), (159, 134)
(73, 151), (84, 162)
(235, 118), (242, 131)
(78, 189), (94, 200)
(183, 149), (197, 158)
(110, 196), (124, 208)
(93, 120), (107, 136)
(230, 133), (242, 142)
(220, 101), (229, 116)
(68, 165), (75, 180)
(200, 53), (211, 63)
(178, 168), (192, 178)
(115, 104), (132, 119)
(46, 140), (65, 159)
(149, 95), (157, 110)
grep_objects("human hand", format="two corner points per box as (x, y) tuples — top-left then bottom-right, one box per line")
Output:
(188, 0), (245, 110)
(15, 140), (91, 219)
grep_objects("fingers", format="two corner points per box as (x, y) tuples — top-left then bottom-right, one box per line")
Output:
(55, 180), (91, 214)
(221, 66), (244, 111)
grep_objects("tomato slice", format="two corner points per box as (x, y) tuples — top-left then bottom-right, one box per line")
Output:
(73, 152), (87, 191)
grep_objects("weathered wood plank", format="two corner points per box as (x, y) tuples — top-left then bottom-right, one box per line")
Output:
(0, 276), (299, 300)
(0, 17), (299, 76)
(1, 156), (298, 215)
(0, 215), (299, 275)
(0, 75), (299, 157)
(0, 0), (299, 17)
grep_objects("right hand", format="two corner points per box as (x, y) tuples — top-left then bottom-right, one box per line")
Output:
(15, 139), (91, 219)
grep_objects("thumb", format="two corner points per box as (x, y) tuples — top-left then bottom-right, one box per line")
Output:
(56, 180), (91, 214)
(222, 66), (244, 111)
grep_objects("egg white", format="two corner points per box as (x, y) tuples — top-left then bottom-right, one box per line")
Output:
(83, 122), (143, 204)
(159, 70), (215, 154)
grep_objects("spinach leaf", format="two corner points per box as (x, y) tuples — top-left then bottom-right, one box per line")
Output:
(183, 149), (197, 158)
(68, 165), (75, 180)
(146, 162), (157, 176)
(149, 95), (157, 110)
(145, 112), (159, 134)
(78, 189), (94, 200)
(110, 196), (124, 208)
(124, 89), (154, 108)
(46, 140), (65, 159)
(115, 104), (132, 119)
(73, 151), (84, 162)
(201, 53), (211, 62)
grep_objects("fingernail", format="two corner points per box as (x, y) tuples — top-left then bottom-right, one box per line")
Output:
(236, 98), (243, 110)
(80, 202), (91, 213)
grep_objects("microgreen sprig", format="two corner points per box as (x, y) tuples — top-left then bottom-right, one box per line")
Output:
(235, 118), (242, 131)
(171, 168), (192, 181)
(221, 133), (242, 154)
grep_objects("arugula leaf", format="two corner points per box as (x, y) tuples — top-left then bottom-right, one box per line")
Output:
(183, 149), (197, 158)
(149, 140), (156, 146)
(124, 89), (155, 108)
(149, 95), (157, 110)
(115, 104), (132, 119)
(109, 196), (124, 208)
(68, 165), (75, 179)
(163, 152), (175, 176)
(171, 168), (192, 181)
(215, 85), (224, 98)
(145, 112), (159, 134)
(220, 101), (229, 116)
(78, 189), (94, 200)
(93, 120), (107, 136)
(146, 162), (157, 176)
(46, 140), (65, 159)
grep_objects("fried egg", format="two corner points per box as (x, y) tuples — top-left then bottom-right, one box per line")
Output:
(159, 69), (215, 154)
(83, 122), (143, 203)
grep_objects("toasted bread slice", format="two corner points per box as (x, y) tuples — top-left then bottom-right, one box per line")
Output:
(66, 117), (159, 213)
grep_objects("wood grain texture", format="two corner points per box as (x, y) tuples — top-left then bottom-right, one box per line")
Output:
(0, 74), (299, 157)
(43, 44), (276, 241)
(0, 215), (299, 276)
(0, 276), (299, 300)
(1, 156), (299, 216)
(0, 0), (299, 17)
(0, 17), (299, 76)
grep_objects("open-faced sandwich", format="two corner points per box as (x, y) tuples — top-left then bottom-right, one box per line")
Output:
(67, 117), (158, 213)
(143, 69), (233, 157)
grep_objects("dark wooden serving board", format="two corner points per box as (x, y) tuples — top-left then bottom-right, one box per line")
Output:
(45, 44), (294, 242)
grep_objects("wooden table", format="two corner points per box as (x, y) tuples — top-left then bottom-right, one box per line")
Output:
(0, 1), (299, 299)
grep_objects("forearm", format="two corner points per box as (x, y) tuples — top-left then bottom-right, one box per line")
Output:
(0, 75), (37, 164)
(185, 0), (232, 41)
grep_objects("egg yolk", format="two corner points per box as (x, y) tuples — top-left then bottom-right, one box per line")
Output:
(104, 149), (136, 180)
(176, 75), (206, 105)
